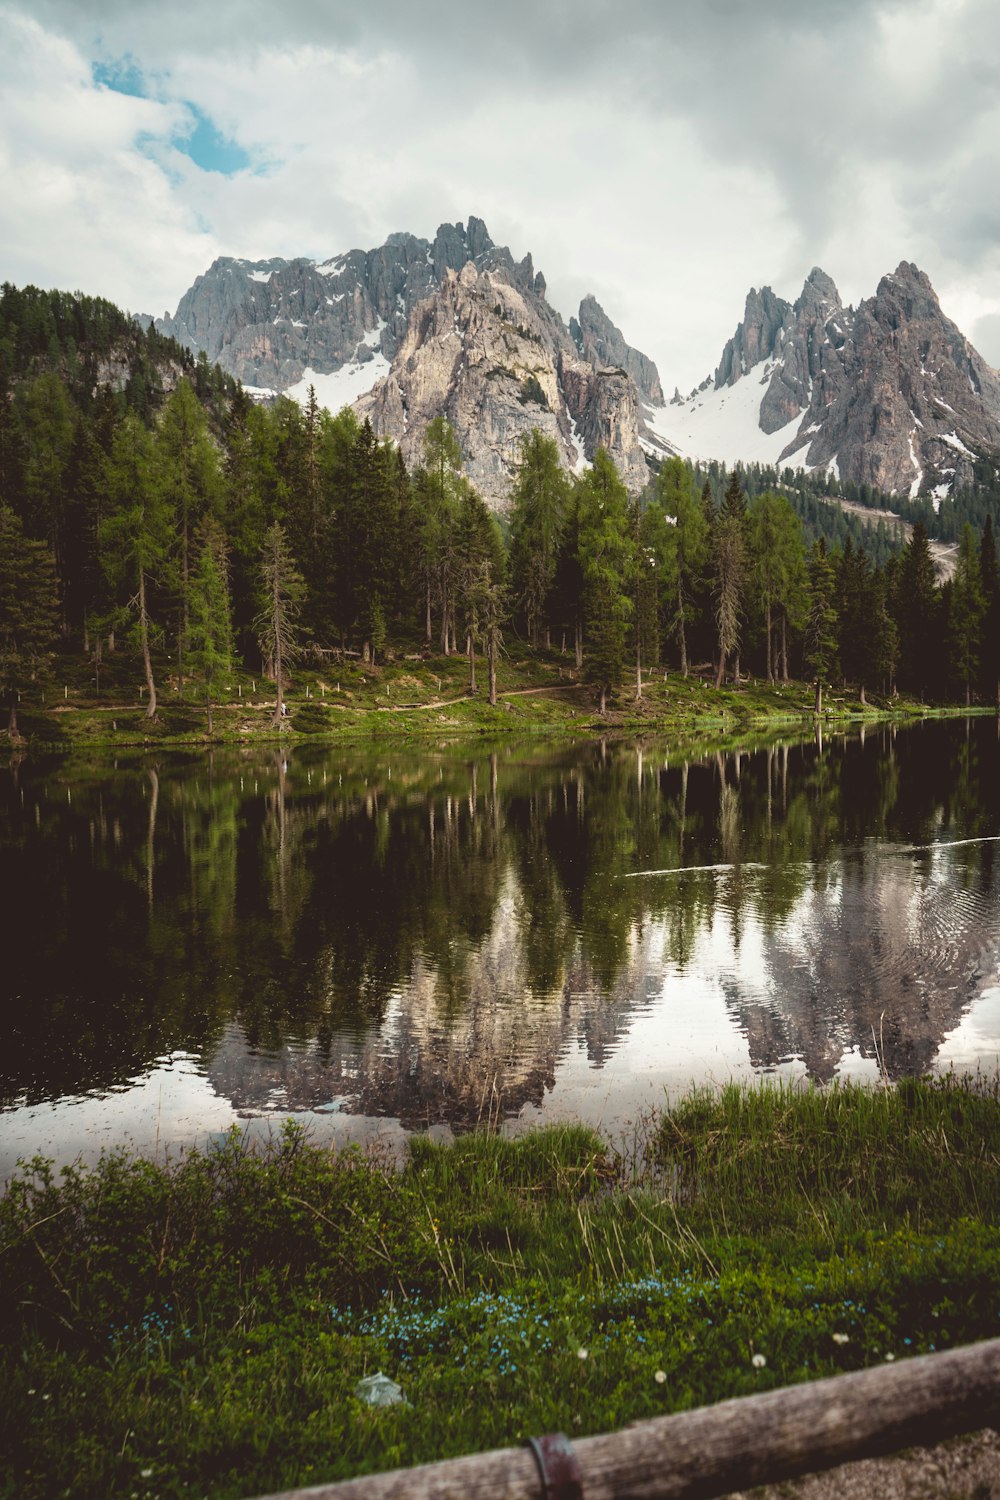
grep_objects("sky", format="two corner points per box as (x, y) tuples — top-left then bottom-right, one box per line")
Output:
(2, 0), (999, 395)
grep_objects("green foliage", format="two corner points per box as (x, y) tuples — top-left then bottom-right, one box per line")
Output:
(1, 1079), (997, 1498)
(577, 450), (633, 708)
(0, 505), (59, 733)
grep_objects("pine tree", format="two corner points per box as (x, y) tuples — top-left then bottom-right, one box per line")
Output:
(657, 457), (707, 677)
(979, 517), (1000, 708)
(577, 449), (633, 713)
(895, 521), (939, 698)
(0, 506), (59, 739)
(805, 539), (839, 713)
(187, 521), (234, 733)
(256, 522), (304, 726)
(949, 524), (985, 706)
(508, 429), (569, 647)
(712, 471), (746, 687)
(156, 379), (222, 693)
(99, 413), (174, 718)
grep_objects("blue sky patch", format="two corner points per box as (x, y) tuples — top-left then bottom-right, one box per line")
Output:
(179, 105), (252, 175)
(92, 57), (148, 99)
(93, 58), (250, 176)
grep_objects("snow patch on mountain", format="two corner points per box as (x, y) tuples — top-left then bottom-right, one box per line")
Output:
(285, 354), (391, 414)
(643, 376), (804, 468)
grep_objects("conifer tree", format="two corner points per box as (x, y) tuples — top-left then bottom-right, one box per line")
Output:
(0, 506), (59, 739)
(156, 380), (222, 693)
(805, 539), (839, 714)
(979, 517), (1000, 708)
(577, 449), (633, 713)
(657, 457), (707, 677)
(713, 471), (746, 687)
(187, 521), (234, 733)
(256, 522), (304, 726)
(949, 524), (985, 706)
(508, 429), (569, 647)
(99, 413), (174, 718)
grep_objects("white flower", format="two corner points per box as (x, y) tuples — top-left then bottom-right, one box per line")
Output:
(577, 1347), (588, 1361)
(832, 1332), (849, 1345)
(654, 1370), (667, 1384)
(751, 1353), (767, 1369)
(885, 1352), (895, 1362)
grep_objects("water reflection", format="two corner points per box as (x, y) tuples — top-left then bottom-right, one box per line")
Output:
(3, 719), (1000, 1173)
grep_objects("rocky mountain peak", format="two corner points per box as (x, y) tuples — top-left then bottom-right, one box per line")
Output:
(715, 285), (790, 388)
(355, 257), (652, 508)
(570, 294), (663, 404)
(795, 267), (841, 313)
(158, 215), (661, 508)
(648, 258), (1000, 506)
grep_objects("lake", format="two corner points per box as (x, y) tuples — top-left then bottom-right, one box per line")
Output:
(3, 717), (1000, 1178)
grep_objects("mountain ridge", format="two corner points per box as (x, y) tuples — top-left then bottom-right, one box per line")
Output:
(650, 260), (1000, 501)
(154, 216), (661, 507)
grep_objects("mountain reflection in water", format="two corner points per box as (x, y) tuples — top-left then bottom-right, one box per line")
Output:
(3, 718), (1000, 1173)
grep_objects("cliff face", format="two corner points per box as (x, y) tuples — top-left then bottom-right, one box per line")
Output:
(655, 261), (1000, 497)
(356, 259), (651, 507)
(156, 217), (661, 505)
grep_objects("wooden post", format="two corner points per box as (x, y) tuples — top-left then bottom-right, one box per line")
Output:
(246, 1339), (1000, 1500)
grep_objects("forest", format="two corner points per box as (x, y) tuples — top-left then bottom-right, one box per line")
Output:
(2, 281), (999, 736)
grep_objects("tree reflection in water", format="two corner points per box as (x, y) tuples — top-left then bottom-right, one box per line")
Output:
(2, 719), (999, 1145)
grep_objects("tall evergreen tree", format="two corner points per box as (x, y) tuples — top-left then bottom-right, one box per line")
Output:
(0, 506), (59, 739)
(256, 522), (304, 726)
(895, 521), (939, 698)
(805, 539), (839, 714)
(712, 471), (746, 687)
(187, 520), (234, 733)
(577, 449), (633, 713)
(979, 516), (1000, 708)
(657, 457), (708, 677)
(156, 379), (222, 692)
(99, 413), (174, 718)
(508, 429), (569, 647)
(949, 524), (985, 706)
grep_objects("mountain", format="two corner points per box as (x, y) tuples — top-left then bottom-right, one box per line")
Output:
(647, 261), (1000, 502)
(154, 217), (660, 507)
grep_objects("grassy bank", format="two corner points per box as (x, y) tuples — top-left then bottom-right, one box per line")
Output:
(2, 1078), (998, 1499)
(13, 641), (948, 752)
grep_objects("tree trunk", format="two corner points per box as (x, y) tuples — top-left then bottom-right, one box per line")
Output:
(425, 576), (432, 644)
(487, 635), (497, 707)
(815, 679), (823, 715)
(575, 618), (583, 670)
(781, 610), (789, 683)
(636, 638), (642, 699)
(766, 601), (773, 682)
(678, 579), (688, 678)
(206, 688), (213, 735)
(715, 648), (726, 689)
(732, 652), (740, 687)
(139, 568), (157, 719)
(8, 694), (19, 741)
(599, 684), (607, 715)
(467, 630), (476, 693)
(860, 683), (866, 708)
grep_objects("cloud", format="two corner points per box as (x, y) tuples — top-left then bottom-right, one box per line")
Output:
(4, 0), (1000, 387)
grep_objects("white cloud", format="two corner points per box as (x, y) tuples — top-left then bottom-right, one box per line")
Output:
(3, 0), (1000, 386)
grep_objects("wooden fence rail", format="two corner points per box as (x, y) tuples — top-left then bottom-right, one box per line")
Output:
(249, 1336), (1000, 1500)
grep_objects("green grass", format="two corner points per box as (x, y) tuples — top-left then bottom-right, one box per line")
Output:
(0, 1080), (995, 1500)
(13, 639), (954, 752)
(2, 1078), (998, 1498)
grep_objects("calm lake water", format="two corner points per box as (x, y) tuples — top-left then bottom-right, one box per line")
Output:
(4, 718), (1000, 1178)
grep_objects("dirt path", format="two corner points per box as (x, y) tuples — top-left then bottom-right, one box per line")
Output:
(723, 1427), (999, 1500)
